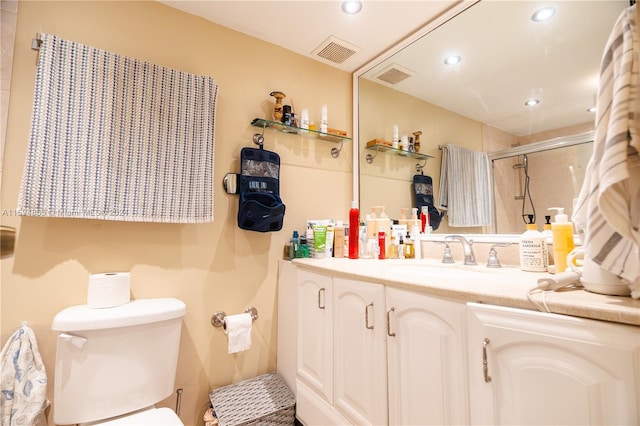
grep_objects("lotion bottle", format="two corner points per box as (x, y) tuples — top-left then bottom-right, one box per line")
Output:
(549, 207), (575, 273)
(518, 215), (548, 272)
(320, 104), (328, 134)
(542, 215), (554, 266)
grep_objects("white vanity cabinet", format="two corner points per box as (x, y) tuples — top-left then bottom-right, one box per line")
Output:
(294, 268), (468, 425)
(385, 287), (468, 425)
(296, 270), (334, 407)
(466, 303), (640, 425)
(333, 278), (388, 425)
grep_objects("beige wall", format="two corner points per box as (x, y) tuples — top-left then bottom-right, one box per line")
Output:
(0, 1), (352, 425)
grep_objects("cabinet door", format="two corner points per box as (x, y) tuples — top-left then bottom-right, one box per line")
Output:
(467, 303), (640, 425)
(386, 288), (468, 425)
(333, 278), (388, 425)
(297, 270), (333, 404)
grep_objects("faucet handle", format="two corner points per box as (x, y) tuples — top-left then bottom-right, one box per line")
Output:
(436, 241), (455, 264)
(486, 243), (512, 268)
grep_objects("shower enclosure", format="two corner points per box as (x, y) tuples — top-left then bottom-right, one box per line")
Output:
(489, 132), (594, 234)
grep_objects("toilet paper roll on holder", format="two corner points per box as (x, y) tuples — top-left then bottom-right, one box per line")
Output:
(211, 307), (258, 328)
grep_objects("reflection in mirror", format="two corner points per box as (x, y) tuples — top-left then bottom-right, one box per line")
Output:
(355, 0), (628, 234)
(488, 132), (594, 234)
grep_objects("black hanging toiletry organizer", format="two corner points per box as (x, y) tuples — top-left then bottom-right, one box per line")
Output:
(224, 129), (286, 232)
(413, 172), (444, 231)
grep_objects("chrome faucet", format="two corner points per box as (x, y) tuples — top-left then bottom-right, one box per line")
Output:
(444, 235), (477, 265)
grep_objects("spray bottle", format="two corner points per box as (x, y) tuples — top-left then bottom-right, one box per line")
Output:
(548, 207), (575, 273)
(348, 201), (359, 259)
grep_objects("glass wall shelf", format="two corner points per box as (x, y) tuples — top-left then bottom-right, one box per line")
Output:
(251, 118), (351, 143)
(364, 143), (434, 164)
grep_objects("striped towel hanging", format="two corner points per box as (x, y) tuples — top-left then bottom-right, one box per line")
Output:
(573, 4), (640, 297)
(17, 33), (218, 223)
(437, 144), (491, 227)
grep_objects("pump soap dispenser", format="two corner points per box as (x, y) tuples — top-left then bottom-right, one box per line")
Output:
(519, 215), (548, 272)
(548, 207), (575, 273)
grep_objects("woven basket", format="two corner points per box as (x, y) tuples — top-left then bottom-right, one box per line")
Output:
(209, 373), (295, 426)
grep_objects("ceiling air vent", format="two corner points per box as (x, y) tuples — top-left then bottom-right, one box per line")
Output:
(375, 64), (416, 85)
(312, 36), (361, 64)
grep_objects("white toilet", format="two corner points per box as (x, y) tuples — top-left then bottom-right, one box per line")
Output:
(51, 298), (187, 425)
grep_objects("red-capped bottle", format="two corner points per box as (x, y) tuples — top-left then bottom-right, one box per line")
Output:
(378, 228), (386, 260)
(348, 201), (359, 259)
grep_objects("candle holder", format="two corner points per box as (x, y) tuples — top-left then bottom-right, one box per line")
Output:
(270, 91), (286, 121)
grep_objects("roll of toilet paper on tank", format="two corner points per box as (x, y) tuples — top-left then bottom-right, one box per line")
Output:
(87, 272), (131, 308)
(224, 313), (252, 354)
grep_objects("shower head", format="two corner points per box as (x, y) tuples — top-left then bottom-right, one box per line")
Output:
(512, 154), (529, 169)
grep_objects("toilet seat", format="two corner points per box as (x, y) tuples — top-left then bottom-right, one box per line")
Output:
(82, 407), (183, 425)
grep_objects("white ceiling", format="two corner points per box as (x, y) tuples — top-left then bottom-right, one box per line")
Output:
(360, 0), (629, 136)
(158, 0), (629, 137)
(157, 0), (460, 72)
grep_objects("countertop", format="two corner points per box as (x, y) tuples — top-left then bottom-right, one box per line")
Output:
(291, 258), (640, 327)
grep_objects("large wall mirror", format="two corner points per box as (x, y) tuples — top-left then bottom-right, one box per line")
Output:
(353, 0), (629, 234)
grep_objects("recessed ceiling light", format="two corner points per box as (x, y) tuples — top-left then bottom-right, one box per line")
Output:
(341, 1), (362, 15)
(587, 106), (596, 113)
(444, 55), (461, 66)
(525, 99), (540, 106)
(532, 7), (556, 22)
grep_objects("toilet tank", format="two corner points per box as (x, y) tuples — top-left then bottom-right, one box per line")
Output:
(52, 298), (186, 425)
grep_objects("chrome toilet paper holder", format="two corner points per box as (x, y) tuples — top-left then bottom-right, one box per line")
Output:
(211, 307), (258, 328)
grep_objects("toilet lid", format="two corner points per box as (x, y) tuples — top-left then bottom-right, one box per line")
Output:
(87, 407), (183, 425)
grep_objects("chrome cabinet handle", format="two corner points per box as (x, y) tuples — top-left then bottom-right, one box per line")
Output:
(483, 338), (492, 383)
(365, 302), (374, 329)
(318, 288), (325, 309)
(386, 307), (396, 337)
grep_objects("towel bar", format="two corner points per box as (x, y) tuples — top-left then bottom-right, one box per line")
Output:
(211, 307), (258, 327)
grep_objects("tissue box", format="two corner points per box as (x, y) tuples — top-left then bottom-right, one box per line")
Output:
(208, 373), (295, 426)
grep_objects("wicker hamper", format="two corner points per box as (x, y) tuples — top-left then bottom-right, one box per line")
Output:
(208, 373), (295, 426)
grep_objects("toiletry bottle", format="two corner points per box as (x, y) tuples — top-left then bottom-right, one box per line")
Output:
(334, 221), (345, 258)
(306, 223), (315, 258)
(388, 233), (399, 259)
(399, 208), (410, 228)
(542, 215), (554, 266)
(404, 232), (415, 259)
(420, 206), (429, 233)
(366, 208), (378, 242)
(297, 236), (310, 258)
(392, 125), (399, 149)
(378, 206), (392, 253)
(289, 230), (299, 260)
(400, 135), (408, 151)
(348, 201), (359, 259)
(301, 108), (309, 130)
(518, 215), (548, 272)
(320, 104), (328, 134)
(378, 228), (386, 260)
(549, 207), (575, 273)
(411, 208), (420, 231)
(360, 222), (371, 258)
(398, 234), (405, 259)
